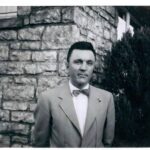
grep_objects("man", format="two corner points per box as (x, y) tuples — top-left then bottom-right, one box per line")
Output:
(33, 41), (115, 147)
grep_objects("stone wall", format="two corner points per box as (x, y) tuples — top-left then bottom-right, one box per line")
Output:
(0, 6), (118, 147)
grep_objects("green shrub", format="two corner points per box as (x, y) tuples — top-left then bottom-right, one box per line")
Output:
(101, 27), (150, 146)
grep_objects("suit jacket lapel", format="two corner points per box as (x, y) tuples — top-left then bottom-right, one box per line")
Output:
(58, 82), (81, 135)
(83, 85), (101, 137)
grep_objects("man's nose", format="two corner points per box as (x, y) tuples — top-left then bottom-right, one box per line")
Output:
(80, 62), (87, 70)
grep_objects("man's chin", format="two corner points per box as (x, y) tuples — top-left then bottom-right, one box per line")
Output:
(77, 80), (88, 86)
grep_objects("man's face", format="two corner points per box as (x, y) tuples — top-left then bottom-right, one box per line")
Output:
(68, 49), (95, 89)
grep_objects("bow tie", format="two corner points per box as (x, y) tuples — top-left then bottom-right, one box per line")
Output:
(72, 89), (89, 97)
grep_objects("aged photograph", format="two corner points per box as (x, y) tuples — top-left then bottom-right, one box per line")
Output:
(0, 6), (150, 147)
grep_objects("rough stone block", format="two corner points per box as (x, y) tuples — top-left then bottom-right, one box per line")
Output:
(0, 122), (32, 138)
(110, 27), (117, 42)
(91, 6), (103, 13)
(42, 71), (57, 76)
(104, 40), (112, 51)
(10, 42), (21, 50)
(18, 26), (44, 41)
(74, 7), (88, 29)
(95, 36), (103, 50)
(87, 31), (96, 40)
(3, 101), (28, 111)
(0, 43), (9, 60)
(0, 31), (17, 40)
(21, 41), (41, 50)
(80, 29), (88, 36)
(3, 85), (34, 101)
(0, 63), (13, 75)
(11, 111), (34, 123)
(10, 123), (29, 135)
(82, 6), (91, 14)
(30, 7), (61, 24)
(14, 77), (36, 86)
(92, 19), (103, 35)
(104, 20), (111, 29)
(109, 16), (117, 27)
(58, 50), (67, 63)
(24, 63), (42, 74)
(100, 9), (110, 21)
(18, 6), (31, 16)
(7, 62), (25, 75)
(32, 51), (57, 62)
(0, 122), (9, 133)
(10, 51), (31, 61)
(104, 29), (111, 40)
(24, 62), (57, 74)
(29, 103), (37, 111)
(12, 136), (28, 144)
(82, 7), (98, 20)
(59, 62), (68, 77)
(24, 17), (30, 25)
(0, 110), (10, 121)
(105, 6), (116, 18)
(62, 7), (74, 23)
(0, 77), (13, 86)
(0, 135), (10, 147)
(38, 76), (61, 88)
(58, 50), (68, 76)
(89, 8), (97, 19)
(42, 25), (80, 49)
(0, 62), (24, 75)
(87, 16), (95, 31)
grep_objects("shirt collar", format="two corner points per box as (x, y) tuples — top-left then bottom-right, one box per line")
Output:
(69, 80), (89, 94)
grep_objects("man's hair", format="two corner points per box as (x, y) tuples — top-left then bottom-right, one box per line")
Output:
(67, 41), (96, 62)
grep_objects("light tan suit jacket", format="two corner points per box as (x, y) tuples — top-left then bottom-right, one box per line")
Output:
(33, 82), (115, 147)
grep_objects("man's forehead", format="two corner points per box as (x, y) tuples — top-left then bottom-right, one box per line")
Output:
(71, 49), (95, 56)
(70, 49), (95, 61)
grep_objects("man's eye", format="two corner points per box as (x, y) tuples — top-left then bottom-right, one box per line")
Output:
(74, 60), (82, 64)
(87, 61), (94, 65)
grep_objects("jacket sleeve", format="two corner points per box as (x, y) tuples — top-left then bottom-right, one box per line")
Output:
(103, 93), (115, 147)
(32, 92), (51, 147)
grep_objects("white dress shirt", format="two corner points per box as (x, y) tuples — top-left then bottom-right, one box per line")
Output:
(69, 81), (89, 136)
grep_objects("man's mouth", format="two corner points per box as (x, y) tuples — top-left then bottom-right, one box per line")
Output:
(78, 74), (88, 78)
